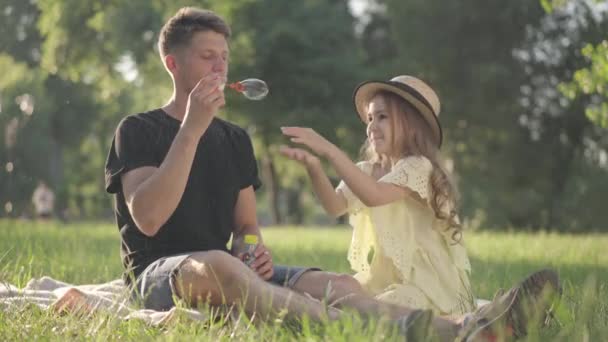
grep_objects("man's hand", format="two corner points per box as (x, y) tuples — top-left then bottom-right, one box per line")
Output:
(234, 243), (274, 280)
(249, 243), (274, 280)
(182, 74), (226, 137)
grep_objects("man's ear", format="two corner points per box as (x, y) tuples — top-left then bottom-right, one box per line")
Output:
(165, 54), (178, 74)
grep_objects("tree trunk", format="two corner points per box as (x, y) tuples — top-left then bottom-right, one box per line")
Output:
(546, 101), (588, 229)
(261, 155), (282, 225)
(286, 179), (304, 224)
(47, 135), (63, 218)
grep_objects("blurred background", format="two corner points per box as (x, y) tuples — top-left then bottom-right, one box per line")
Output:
(1, 0), (607, 232)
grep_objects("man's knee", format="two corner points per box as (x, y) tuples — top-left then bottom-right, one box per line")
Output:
(174, 250), (245, 305)
(184, 250), (241, 282)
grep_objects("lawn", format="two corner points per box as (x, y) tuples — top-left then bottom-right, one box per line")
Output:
(0, 220), (606, 340)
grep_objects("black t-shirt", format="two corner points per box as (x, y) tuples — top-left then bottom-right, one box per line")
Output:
(104, 109), (261, 281)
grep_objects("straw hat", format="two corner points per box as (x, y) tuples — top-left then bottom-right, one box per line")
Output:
(353, 75), (443, 148)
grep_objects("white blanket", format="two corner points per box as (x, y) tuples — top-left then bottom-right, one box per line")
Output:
(0, 276), (207, 326)
(1, 276), (490, 326)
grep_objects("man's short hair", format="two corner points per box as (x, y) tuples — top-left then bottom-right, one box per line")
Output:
(158, 7), (231, 58)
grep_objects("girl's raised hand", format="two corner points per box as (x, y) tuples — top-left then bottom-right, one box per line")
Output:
(279, 146), (321, 168)
(281, 127), (335, 157)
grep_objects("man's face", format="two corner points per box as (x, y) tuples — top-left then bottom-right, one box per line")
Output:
(172, 30), (229, 94)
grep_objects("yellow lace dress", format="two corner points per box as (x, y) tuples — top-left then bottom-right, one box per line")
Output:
(336, 156), (475, 315)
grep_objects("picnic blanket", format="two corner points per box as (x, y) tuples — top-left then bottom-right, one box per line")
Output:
(1, 276), (491, 326)
(0, 276), (207, 326)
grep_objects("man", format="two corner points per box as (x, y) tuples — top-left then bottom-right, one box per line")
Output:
(103, 4), (403, 321)
(105, 7), (559, 341)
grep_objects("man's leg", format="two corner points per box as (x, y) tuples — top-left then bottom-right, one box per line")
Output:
(136, 252), (435, 339)
(173, 250), (341, 321)
(292, 271), (460, 341)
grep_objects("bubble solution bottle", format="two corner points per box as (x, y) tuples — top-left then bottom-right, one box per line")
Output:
(242, 234), (259, 266)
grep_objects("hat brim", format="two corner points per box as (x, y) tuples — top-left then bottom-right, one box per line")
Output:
(353, 80), (443, 148)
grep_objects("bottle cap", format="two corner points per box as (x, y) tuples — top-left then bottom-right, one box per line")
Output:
(244, 234), (258, 245)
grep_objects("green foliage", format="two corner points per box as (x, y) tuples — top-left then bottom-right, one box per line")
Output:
(361, 0), (608, 231)
(1, 0), (606, 230)
(1, 0), (366, 222)
(377, 0), (549, 228)
(225, 0), (366, 154)
(0, 55), (48, 215)
(511, 0), (608, 230)
(541, 0), (608, 128)
(560, 41), (608, 128)
(540, 0), (566, 12)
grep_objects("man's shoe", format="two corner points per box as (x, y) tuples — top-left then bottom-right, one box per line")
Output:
(457, 268), (561, 342)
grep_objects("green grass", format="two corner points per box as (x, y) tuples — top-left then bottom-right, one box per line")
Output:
(0, 220), (606, 341)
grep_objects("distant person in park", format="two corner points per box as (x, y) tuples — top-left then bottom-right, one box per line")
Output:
(280, 75), (561, 340)
(32, 180), (55, 219)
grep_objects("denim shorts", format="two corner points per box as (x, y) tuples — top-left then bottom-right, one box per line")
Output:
(132, 252), (321, 311)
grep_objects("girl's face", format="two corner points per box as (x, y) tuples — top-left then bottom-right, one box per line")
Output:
(366, 95), (402, 156)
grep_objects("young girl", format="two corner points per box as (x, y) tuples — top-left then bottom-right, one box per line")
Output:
(280, 75), (476, 316)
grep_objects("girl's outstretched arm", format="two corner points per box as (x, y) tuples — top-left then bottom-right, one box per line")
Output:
(281, 127), (407, 207)
(280, 146), (347, 217)
(325, 146), (408, 207)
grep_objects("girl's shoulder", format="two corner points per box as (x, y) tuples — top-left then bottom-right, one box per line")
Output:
(355, 160), (375, 175)
(394, 155), (433, 172)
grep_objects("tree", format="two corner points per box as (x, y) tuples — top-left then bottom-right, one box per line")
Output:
(1, 1), (99, 217)
(367, 0), (547, 227)
(221, 0), (366, 223)
(513, 0), (608, 230)
(560, 41), (608, 128)
(3, 0), (366, 223)
(543, 0), (608, 129)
